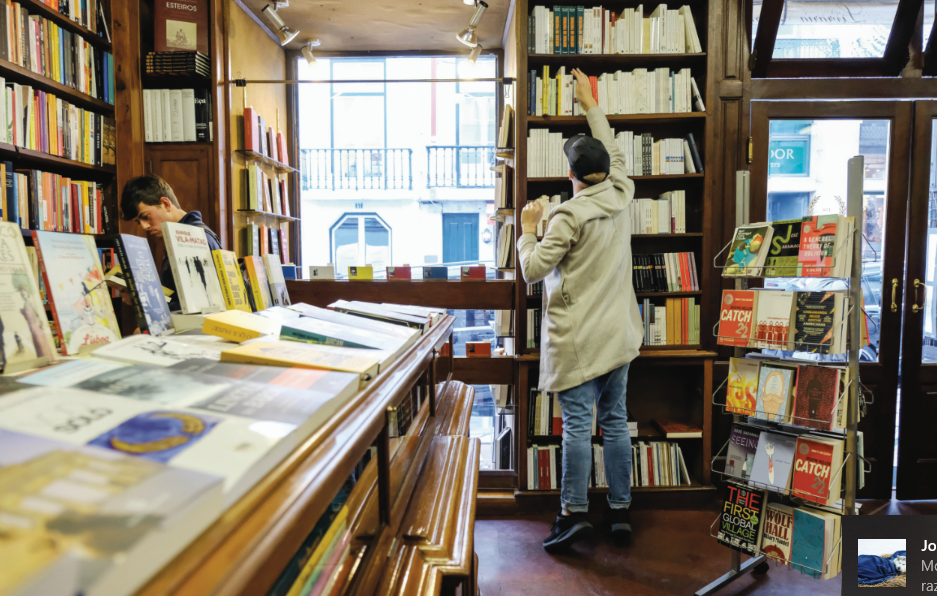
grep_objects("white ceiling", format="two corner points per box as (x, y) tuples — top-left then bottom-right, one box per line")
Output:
(239, 0), (512, 53)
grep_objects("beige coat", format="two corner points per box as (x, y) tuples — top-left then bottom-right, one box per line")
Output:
(517, 107), (643, 392)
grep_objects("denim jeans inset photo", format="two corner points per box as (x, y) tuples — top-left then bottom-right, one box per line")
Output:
(557, 362), (632, 513)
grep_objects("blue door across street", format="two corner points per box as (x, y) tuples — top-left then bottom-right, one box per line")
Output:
(443, 213), (478, 263)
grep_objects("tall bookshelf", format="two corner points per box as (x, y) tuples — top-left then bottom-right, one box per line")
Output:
(510, 0), (718, 503)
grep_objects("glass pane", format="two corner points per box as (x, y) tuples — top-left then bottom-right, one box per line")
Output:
(762, 0), (899, 58)
(333, 217), (359, 276)
(923, 120), (937, 362)
(332, 96), (384, 149)
(364, 217), (390, 269)
(470, 384), (515, 472)
(925, 0), (935, 51)
(448, 309), (496, 356)
(764, 119), (889, 363)
(332, 60), (384, 94)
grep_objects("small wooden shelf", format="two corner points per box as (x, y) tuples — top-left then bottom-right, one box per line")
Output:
(632, 233), (704, 238)
(236, 149), (298, 173)
(0, 142), (115, 176)
(527, 112), (706, 126)
(0, 58), (114, 114)
(635, 290), (703, 298)
(528, 52), (707, 66)
(529, 173), (705, 182)
(19, 0), (111, 51)
(237, 209), (298, 221)
(517, 348), (717, 361)
(521, 481), (714, 495)
(495, 208), (515, 215)
(497, 267), (515, 272)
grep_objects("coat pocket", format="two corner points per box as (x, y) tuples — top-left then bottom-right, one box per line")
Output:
(561, 278), (571, 305)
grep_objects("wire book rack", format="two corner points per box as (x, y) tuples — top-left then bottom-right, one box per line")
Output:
(712, 225), (854, 278)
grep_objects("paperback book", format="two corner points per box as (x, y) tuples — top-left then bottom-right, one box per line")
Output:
(725, 424), (759, 480)
(162, 222), (226, 314)
(724, 224), (773, 277)
(114, 234), (174, 336)
(792, 436), (844, 506)
(726, 357), (759, 415)
(755, 362), (796, 424)
(717, 290), (757, 347)
(748, 431), (797, 494)
(212, 250), (253, 312)
(763, 219), (802, 277)
(761, 503), (795, 565)
(716, 482), (765, 555)
(753, 291), (794, 350)
(792, 365), (841, 430)
(242, 256), (273, 311)
(90, 334), (228, 367)
(792, 291), (845, 354)
(264, 254), (291, 306)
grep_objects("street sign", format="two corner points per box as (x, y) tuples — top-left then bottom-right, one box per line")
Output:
(768, 139), (809, 176)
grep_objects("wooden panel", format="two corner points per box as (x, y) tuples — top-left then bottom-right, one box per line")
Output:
(452, 357), (514, 385)
(285, 279), (516, 310)
(113, 0), (146, 232)
(752, 77), (937, 100)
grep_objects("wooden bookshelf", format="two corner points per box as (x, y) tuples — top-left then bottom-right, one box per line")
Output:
(235, 149), (298, 173)
(511, 0), (716, 506)
(237, 209), (298, 221)
(0, 58), (115, 114)
(17, 0), (112, 51)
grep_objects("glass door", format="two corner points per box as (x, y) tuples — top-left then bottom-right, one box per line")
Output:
(750, 101), (912, 500)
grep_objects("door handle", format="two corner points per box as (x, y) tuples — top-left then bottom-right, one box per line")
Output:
(913, 279), (924, 314)
(891, 278), (898, 312)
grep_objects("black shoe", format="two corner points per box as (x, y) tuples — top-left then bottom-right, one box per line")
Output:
(604, 508), (632, 545)
(542, 511), (593, 554)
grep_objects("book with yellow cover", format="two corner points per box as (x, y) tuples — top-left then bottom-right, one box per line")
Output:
(221, 341), (380, 385)
(241, 256), (272, 311)
(212, 250), (253, 312)
(202, 310), (281, 342)
(286, 507), (349, 596)
(348, 266), (373, 281)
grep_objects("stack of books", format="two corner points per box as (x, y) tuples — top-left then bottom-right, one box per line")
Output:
(145, 51), (211, 77)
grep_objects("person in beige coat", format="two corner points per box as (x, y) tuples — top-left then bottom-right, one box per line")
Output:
(518, 68), (643, 554)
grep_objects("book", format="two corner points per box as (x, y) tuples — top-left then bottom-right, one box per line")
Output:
(0, 222), (56, 371)
(32, 231), (121, 355)
(716, 482), (765, 555)
(753, 290), (794, 350)
(798, 215), (843, 278)
(761, 503), (795, 565)
(288, 303), (419, 349)
(792, 436), (844, 506)
(263, 253), (291, 306)
(242, 256), (273, 311)
(717, 290), (756, 347)
(724, 224), (773, 277)
(792, 291), (845, 354)
(220, 341), (381, 386)
(201, 308), (281, 341)
(764, 219), (802, 277)
(308, 265), (336, 280)
(792, 365), (841, 430)
(114, 234), (174, 336)
(280, 316), (408, 356)
(329, 300), (429, 334)
(652, 419), (702, 438)
(162, 222), (226, 314)
(168, 358), (361, 397)
(461, 265), (486, 281)
(791, 507), (839, 579)
(212, 249), (253, 313)
(725, 424), (759, 480)
(755, 362), (796, 424)
(154, 0), (209, 54)
(422, 265), (448, 280)
(386, 266), (411, 280)
(466, 341), (492, 357)
(748, 431), (797, 494)
(348, 265), (373, 281)
(89, 334), (228, 366)
(726, 357), (759, 415)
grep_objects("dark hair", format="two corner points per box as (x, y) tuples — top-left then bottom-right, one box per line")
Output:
(120, 174), (181, 220)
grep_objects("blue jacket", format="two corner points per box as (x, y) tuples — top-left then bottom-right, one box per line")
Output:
(160, 211), (222, 311)
(858, 550), (905, 585)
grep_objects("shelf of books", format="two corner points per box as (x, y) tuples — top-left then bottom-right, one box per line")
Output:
(699, 163), (867, 592)
(511, 0), (715, 503)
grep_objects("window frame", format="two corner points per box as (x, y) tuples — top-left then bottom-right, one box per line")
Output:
(328, 211), (393, 268)
(330, 58), (388, 149)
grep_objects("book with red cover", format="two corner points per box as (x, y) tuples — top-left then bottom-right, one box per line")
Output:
(243, 107), (260, 153)
(387, 266), (412, 281)
(267, 127), (278, 161)
(792, 366), (841, 430)
(798, 215), (839, 277)
(792, 436), (842, 505)
(551, 393), (563, 436)
(154, 0), (210, 54)
(465, 341), (491, 358)
(460, 265), (486, 280)
(653, 419), (702, 438)
(277, 132), (290, 167)
(718, 290), (756, 347)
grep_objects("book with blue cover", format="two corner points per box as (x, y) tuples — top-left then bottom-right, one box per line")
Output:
(422, 266), (448, 280)
(748, 430), (796, 494)
(280, 316), (406, 354)
(791, 507), (826, 579)
(114, 233), (174, 336)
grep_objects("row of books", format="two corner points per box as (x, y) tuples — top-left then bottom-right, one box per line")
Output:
(528, 5), (702, 55)
(526, 307), (541, 348)
(528, 280), (544, 295)
(639, 296), (699, 345)
(527, 388), (639, 437)
(244, 162), (290, 214)
(143, 88), (213, 143)
(726, 356), (855, 431)
(725, 215), (855, 278)
(717, 289), (852, 354)
(0, 81), (116, 166)
(718, 484), (842, 579)
(493, 309), (513, 336)
(0, 2), (114, 103)
(615, 131), (702, 175)
(632, 251), (699, 292)
(244, 106), (290, 166)
(242, 221), (291, 264)
(43, 0), (108, 36)
(629, 192), (687, 234)
(497, 223), (514, 268)
(1, 163), (105, 232)
(145, 50), (210, 77)
(528, 66), (702, 117)
(492, 163), (513, 209)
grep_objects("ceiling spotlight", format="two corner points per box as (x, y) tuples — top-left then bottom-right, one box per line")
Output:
(468, 44), (482, 65)
(456, 0), (488, 47)
(462, 0), (475, 4)
(302, 40), (321, 64)
(262, 4), (300, 46)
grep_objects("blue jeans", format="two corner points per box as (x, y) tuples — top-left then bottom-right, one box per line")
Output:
(557, 363), (632, 513)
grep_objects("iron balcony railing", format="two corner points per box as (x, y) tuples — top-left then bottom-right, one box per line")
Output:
(301, 148), (413, 191)
(427, 146), (496, 188)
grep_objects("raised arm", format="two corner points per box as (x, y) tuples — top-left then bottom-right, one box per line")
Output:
(571, 68), (631, 194)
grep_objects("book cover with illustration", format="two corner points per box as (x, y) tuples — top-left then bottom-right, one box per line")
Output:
(798, 215), (841, 278)
(748, 431), (797, 494)
(220, 340), (380, 385)
(0, 222), (57, 371)
(716, 482), (765, 555)
(723, 224), (773, 277)
(792, 365), (841, 430)
(168, 358), (360, 397)
(212, 250), (253, 312)
(161, 223), (226, 315)
(154, 0), (210, 54)
(242, 256), (273, 311)
(792, 436), (844, 506)
(792, 291), (844, 354)
(32, 231), (121, 355)
(755, 362), (796, 423)
(114, 234), (174, 336)
(90, 334), (227, 367)
(725, 424), (760, 480)
(790, 508), (827, 579)
(263, 253), (291, 307)
(753, 291), (794, 350)
(279, 316), (407, 355)
(717, 290), (757, 347)
(763, 219), (802, 277)
(761, 503), (795, 565)
(727, 357), (759, 415)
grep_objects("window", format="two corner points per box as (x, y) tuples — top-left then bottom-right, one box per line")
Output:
(329, 213), (392, 275)
(768, 120), (811, 178)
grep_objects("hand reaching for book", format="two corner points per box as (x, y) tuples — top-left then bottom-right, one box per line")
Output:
(572, 68), (597, 112)
(521, 202), (543, 236)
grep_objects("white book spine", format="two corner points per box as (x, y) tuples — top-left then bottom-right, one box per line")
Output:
(181, 89), (197, 142)
(143, 89), (153, 143)
(160, 89), (172, 142)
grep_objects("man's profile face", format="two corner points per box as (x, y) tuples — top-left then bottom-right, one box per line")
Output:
(133, 198), (173, 237)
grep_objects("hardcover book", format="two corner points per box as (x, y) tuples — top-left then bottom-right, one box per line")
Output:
(792, 365), (841, 430)
(753, 291), (794, 350)
(718, 290), (757, 347)
(154, 0), (209, 54)
(220, 340), (381, 386)
(723, 224), (773, 277)
(114, 234), (174, 336)
(755, 362), (796, 424)
(263, 253), (291, 306)
(161, 222), (226, 315)
(761, 503), (795, 565)
(212, 249), (252, 313)
(0, 222), (56, 371)
(726, 424), (760, 480)
(792, 291), (845, 354)
(792, 436), (844, 506)
(727, 357), (759, 415)
(652, 420), (702, 438)
(763, 219), (802, 277)
(748, 431), (797, 494)
(32, 231), (121, 355)
(242, 256), (273, 311)
(716, 482), (765, 555)
(798, 215), (842, 278)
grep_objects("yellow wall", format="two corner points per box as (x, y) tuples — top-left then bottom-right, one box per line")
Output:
(227, 1), (289, 258)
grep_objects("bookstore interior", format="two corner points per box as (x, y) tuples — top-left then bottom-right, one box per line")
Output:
(2, 0), (937, 594)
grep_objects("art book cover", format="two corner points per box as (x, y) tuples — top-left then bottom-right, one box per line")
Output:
(32, 231), (121, 355)
(798, 215), (840, 278)
(727, 357), (759, 415)
(753, 291), (794, 350)
(718, 290), (757, 347)
(725, 424), (760, 480)
(154, 0), (209, 54)
(724, 224), (773, 277)
(791, 507), (826, 579)
(748, 431), (797, 494)
(114, 234), (173, 336)
(761, 503), (795, 565)
(212, 250), (252, 313)
(263, 254), (291, 306)
(792, 365), (841, 430)
(792, 291), (843, 354)
(242, 256), (272, 311)
(161, 222), (226, 315)
(792, 436), (842, 505)
(90, 334), (227, 367)
(764, 219), (802, 277)
(168, 358), (360, 397)
(386, 266), (411, 280)
(0, 222), (56, 371)
(755, 363), (795, 424)
(716, 482), (765, 555)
